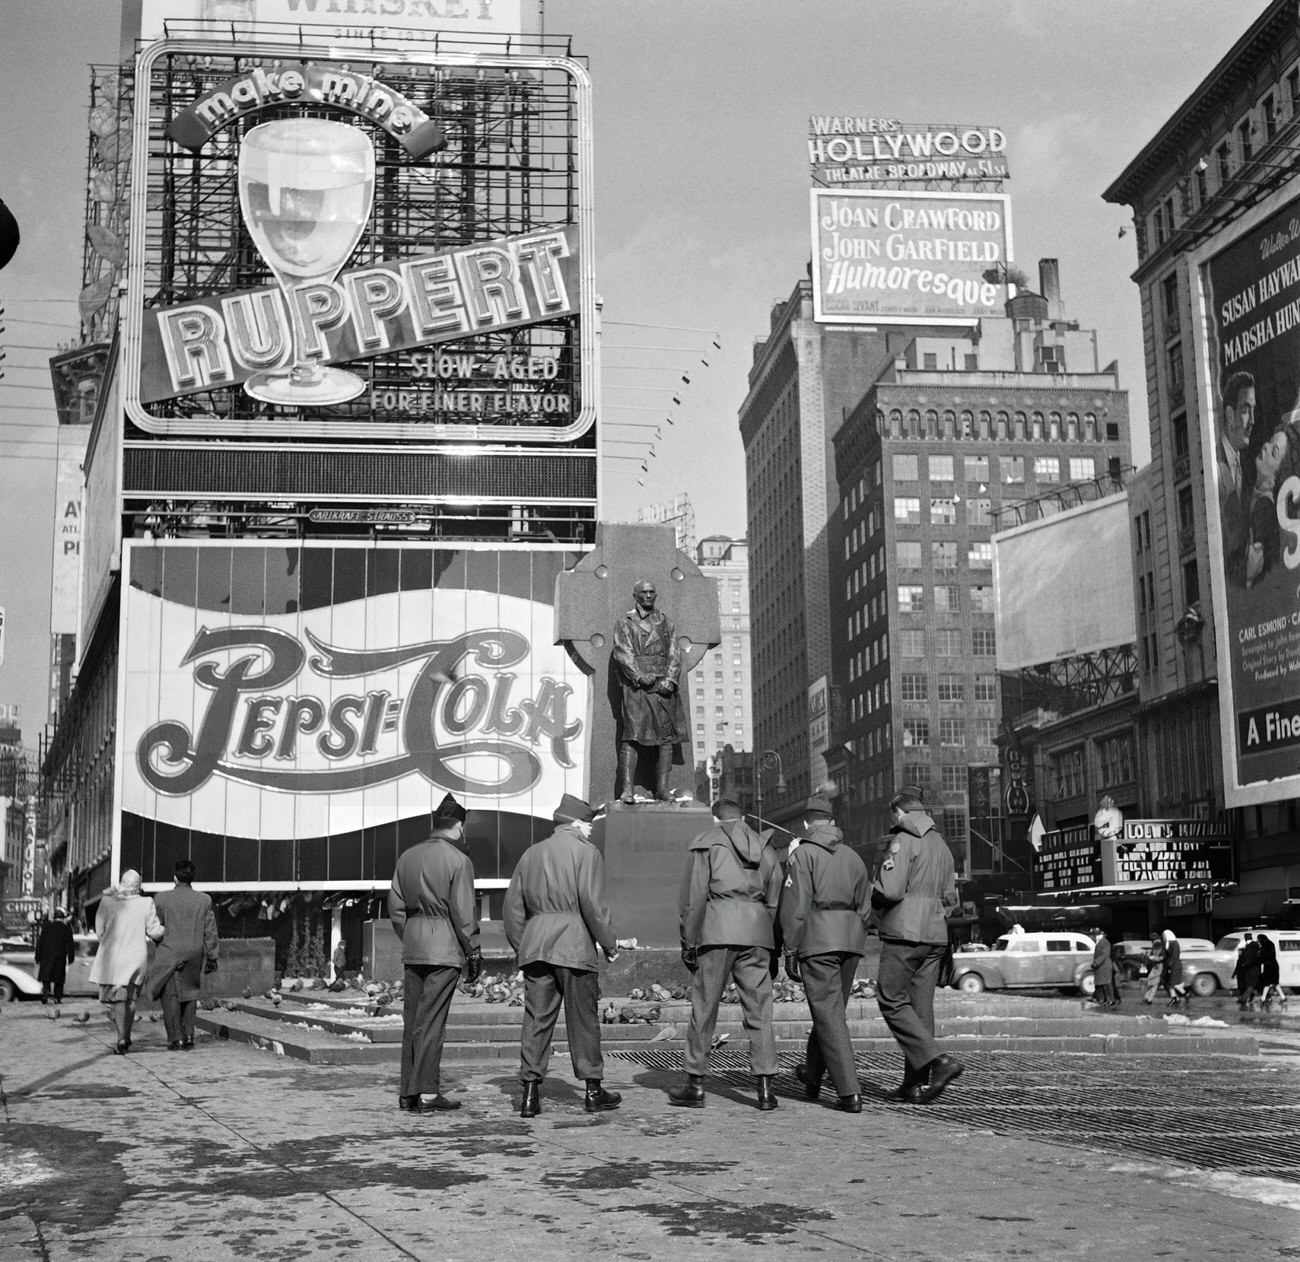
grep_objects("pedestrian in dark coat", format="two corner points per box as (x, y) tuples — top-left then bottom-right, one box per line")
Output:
(145, 860), (219, 1050)
(388, 796), (480, 1113)
(1257, 934), (1285, 1007)
(779, 795), (871, 1112)
(504, 793), (620, 1118)
(668, 797), (783, 1112)
(873, 788), (963, 1103)
(1090, 928), (1117, 1007)
(1233, 933), (1262, 1009)
(35, 909), (75, 1004)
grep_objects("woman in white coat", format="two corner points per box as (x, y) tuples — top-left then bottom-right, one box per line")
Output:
(90, 870), (164, 1053)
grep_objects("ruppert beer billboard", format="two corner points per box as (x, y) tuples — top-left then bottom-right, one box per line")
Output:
(116, 541), (589, 890)
(810, 189), (1012, 326)
(1193, 190), (1300, 806)
(122, 38), (594, 442)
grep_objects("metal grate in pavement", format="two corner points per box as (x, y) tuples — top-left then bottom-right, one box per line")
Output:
(609, 1048), (1300, 1182)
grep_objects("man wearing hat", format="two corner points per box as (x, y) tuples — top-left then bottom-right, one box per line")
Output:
(144, 859), (219, 1049)
(669, 796), (783, 1111)
(873, 787), (963, 1104)
(388, 793), (481, 1113)
(779, 794), (871, 1112)
(35, 907), (76, 1005)
(504, 793), (620, 1117)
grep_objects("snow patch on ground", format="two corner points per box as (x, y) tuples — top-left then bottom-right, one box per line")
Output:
(1109, 1160), (1300, 1211)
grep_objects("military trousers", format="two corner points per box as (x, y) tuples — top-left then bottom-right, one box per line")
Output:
(400, 963), (460, 1097)
(801, 952), (860, 1097)
(519, 962), (604, 1082)
(875, 938), (947, 1074)
(684, 945), (777, 1076)
(158, 972), (197, 1044)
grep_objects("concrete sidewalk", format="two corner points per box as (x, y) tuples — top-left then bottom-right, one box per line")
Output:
(2, 998), (1299, 1261)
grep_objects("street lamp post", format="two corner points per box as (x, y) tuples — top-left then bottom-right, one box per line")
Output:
(752, 749), (786, 828)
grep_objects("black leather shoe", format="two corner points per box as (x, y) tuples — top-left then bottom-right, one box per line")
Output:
(793, 1063), (822, 1100)
(167, 1041), (182, 1052)
(756, 1075), (778, 1111)
(584, 1081), (622, 1112)
(114, 1040), (129, 1055)
(916, 1055), (964, 1104)
(668, 1076), (705, 1108)
(893, 1063), (930, 1100)
(836, 1094), (862, 1113)
(398, 1095), (418, 1111)
(415, 1094), (460, 1112)
(181, 1040), (194, 1050)
(520, 1081), (541, 1117)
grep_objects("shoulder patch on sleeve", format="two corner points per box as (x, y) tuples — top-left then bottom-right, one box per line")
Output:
(889, 839), (901, 853)
(881, 858), (895, 872)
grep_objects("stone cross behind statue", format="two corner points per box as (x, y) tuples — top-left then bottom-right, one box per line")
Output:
(555, 522), (721, 809)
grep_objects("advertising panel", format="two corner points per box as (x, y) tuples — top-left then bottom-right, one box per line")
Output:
(810, 189), (1011, 326)
(50, 452), (84, 637)
(1196, 192), (1300, 804)
(808, 117), (1009, 187)
(1033, 819), (1232, 892)
(1032, 824), (1100, 893)
(992, 494), (1136, 671)
(116, 541), (589, 889)
(807, 675), (829, 757)
(123, 40), (594, 443)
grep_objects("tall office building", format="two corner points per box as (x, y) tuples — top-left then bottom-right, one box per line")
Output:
(689, 536), (752, 769)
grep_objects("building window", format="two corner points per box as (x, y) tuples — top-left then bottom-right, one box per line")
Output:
(937, 674), (965, 702)
(899, 629), (926, 657)
(968, 542), (992, 568)
(936, 629), (963, 656)
(1239, 117), (1253, 163)
(969, 586), (993, 613)
(931, 498), (957, 525)
(941, 808), (966, 841)
(901, 673), (928, 701)
(974, 718), (997, 746)
(1068, 457), (1096, 482)
(1167, 342), (1184, 401)
(972, 629), (996, 656)
(1002, 455), (1025, 484)
(932, 541), (958, 569)
(967, 498), (993, 527)
(1178, 485), (1195, 535)
(929, 455), (954, 482)
(1195, 164), (1208, 207)
(934, 585), (961, 614)
(923, 352), (938, 369)
(1172, 412), (1189, 460)
(1264, 93), (1277, 141)
(940, 764), (966, 793)
(1184, 559), (1200, 607)
(1033, 456), (1060, 483)
(903, 719), (930, 747)
(893, 454), (919, 481)
(1161, 272), (1179, 337)
(898, 584), (925, 613)
(1217, 141), (1232, 185)
(973, 674), (996, 701)
(1051, 747), (1086, 800)
(903, 763), (931, 793)
(964, 455), (989, 482)
(895, 497), (922, 523)
(939, 718), (965, 746)
(1099, 733), (1135, 787)
(896, 541), (923, 568)
(1290, 67), (1300, 117)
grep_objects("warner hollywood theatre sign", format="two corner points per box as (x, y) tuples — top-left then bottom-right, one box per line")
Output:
(122, 41), (594, 441)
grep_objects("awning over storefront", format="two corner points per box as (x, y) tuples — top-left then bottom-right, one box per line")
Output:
(1037, 883), (1177, 898)
(1209, 890), (1284, 922)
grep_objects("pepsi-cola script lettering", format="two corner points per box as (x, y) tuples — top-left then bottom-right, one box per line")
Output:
(137, 626), (580, 796)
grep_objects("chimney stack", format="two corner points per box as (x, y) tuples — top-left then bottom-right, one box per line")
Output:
(1039, 259), (1062, 321)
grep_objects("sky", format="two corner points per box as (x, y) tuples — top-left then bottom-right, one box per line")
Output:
(0, 0), (1273, 741)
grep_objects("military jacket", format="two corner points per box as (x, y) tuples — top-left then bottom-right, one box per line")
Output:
(611, 607), (687, 744)
(504, 823), (616, 971)
(388, 834), (479, 968)
(872, 810), (957, 945)
(679, 818), (781, 950)
(778, 822), (871, 959)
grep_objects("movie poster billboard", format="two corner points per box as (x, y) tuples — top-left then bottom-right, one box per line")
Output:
(122, 40), (594, 443)
(1196, 191), (1300, 806)
(116, 541), (590, 890)
(810, 189), (1011, 326)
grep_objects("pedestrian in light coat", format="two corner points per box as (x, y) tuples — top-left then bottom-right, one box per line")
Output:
(35, 908), (75, 1005)
(145, 859), (219, 1051)
(779, 795), (872, 1112)
(1160, 928), (1190, 1005)
(668, 796), (783, 1112)
(504, 793), (620, 1118)
(388, 795), (481, 1114)
(873, 788), (963, 1104)
(90, 871), (164, 1054)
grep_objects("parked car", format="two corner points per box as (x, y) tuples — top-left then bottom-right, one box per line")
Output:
(1167, 937), (1234, 996)
(0, 957), (44, 1002)
(0, 934), (100, 1000)
(1193, 928), (1300, 995)
(947, 932), (1098, 996)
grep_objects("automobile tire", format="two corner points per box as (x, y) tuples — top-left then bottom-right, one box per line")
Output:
(0, 977), (16, 1003)
(1077, 973), (1096, 997)
(957, 973), (985, 994)
(1191, 972), (1218, 998)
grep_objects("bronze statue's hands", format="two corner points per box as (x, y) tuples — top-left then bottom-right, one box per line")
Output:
(637, 672), (658, 688)
(653, 678), (676, 696)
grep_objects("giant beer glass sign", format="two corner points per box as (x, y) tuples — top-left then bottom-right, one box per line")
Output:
(123, 39), (595, 441)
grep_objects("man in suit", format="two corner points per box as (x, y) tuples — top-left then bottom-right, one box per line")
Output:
(145, 859), (219, 1049)
(505, 794), (620, 1117)
(389, 794), (481, 1113)
(779, 795), (872, 1113)
(1217, 370), (1261, 587)
(1091, 927), (1117, 1007)
(35, 908), (76, 1005)
(873, 788), (962, 1104)
(669, 796), (783, 1112)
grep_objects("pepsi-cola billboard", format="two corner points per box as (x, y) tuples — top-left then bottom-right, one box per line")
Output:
(116, 541), (590, 889)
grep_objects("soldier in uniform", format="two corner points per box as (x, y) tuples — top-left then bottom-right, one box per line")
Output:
(873, 787), (963, 1104)
(388, 794), (481, 1113)
(612, 579), (687, 802)
(504, 794), (621, 1118)
(669, 797), (783, 1111)
(779, 795), (872, 1113)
